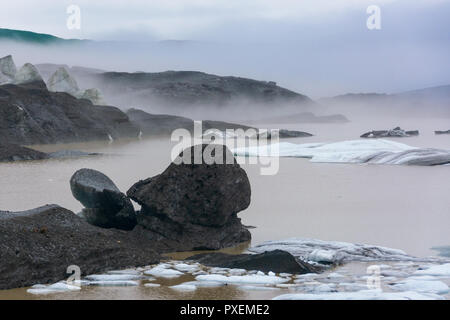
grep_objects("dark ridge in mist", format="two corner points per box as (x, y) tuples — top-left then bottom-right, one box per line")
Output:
(319, 86), (450, 117)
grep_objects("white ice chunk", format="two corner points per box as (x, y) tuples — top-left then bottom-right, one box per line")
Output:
(144, 283), (161, 288)
(414, 263), (450, 277)
(273, 289), (444, 300)
(85, 274), (142, 281)
(183, 281), (226, 288)
(238, 285), (281, 291)
(169, 284), (197, 291)
(173, 263), (199, 272)
(249, 238), (441, 265)
(144, 265), (184, 278)
(390, 279), (449, 294)
(27, 282), (81, 295)
(196, 274), (289, 285)
(87, 280), (139, 287)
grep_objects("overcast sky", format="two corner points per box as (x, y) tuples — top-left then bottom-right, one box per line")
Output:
(1, 0), (449, 97)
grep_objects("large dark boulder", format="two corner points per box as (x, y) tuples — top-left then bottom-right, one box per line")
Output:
(128, 144), (251, 227)
(70, 169), (137, 230)
(127, 144), (251, 251)
(187, 250), (318, 274)
(0, 205), (159, 290)
(0, 143), (48, 162)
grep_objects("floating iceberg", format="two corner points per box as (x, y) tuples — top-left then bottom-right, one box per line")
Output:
(233, 139), (450, 166)
(47, 67), (80, 96)
(195, 274), (289, 285)
(85, 274), (142, 281)
(390, 278), (449, 294)
(87, 280), (139, 287)
(27, 282), (81, 295)
(414, 263), (450, 277)
(144, 265), (184, 278)
(249, 238), (444, 265)
(273, 289), (444, 300)
(169, 284), (197, 291)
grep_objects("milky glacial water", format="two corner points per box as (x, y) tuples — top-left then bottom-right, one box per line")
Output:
(0, 118), (449, 299)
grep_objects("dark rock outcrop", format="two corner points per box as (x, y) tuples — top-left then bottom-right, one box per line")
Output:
(435, 130), (450, 135)
(251, 111), (349, 124)
(0, 205), (159, 290)
(127, 108), (312, 139)
(0, 143), (48, 162)
(361, 127), (419, 138)
(0, 81), (139, 145)
(94, 71), (316, 110)
(70, 169), (137, 230)
(187, 250), (318, 274)
(127, 144), (251, 251)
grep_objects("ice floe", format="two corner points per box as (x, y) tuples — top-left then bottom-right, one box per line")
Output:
(390, 279), (449, 294)
(273, 289), (444, 300)
(27, 282), (81, 295)
(169, 284), (197, 291)
(414, 263), (450, 277)
(144, 265), (184, 278)
(238, 285), (281, 291)
(233, 139), (450, 166)
(249, 238), (444, 265)
(85, 274), (143, 281)
(183, 281), (226, 288)
(195, 274), (289, 285)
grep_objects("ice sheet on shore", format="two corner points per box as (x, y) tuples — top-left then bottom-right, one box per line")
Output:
(273, 289), (444, 300)
(233, 139), (450, 166)
(249, 238), (444, 265)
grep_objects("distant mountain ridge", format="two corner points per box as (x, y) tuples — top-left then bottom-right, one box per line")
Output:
(319, 85), (450, 116)
(0, 28), (87, 44)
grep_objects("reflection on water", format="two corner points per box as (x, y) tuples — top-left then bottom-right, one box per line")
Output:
(0, 119), (449, 299)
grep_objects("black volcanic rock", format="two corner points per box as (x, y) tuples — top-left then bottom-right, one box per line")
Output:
(95, 71), (315, 109)
(361, 127), (419, 138)
(127, 144), (251, 251)
(126, 108), (194, 136)
(0, 81), (139, 145)
(187, 250), (318, 274)
(70, 169), (137, 230)
(0, 143), (48, 162)
(127, 108), (312, 139)
(0, 205), (159, 290)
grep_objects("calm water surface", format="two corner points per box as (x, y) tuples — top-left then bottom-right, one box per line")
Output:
(0, 118), (449, 299)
